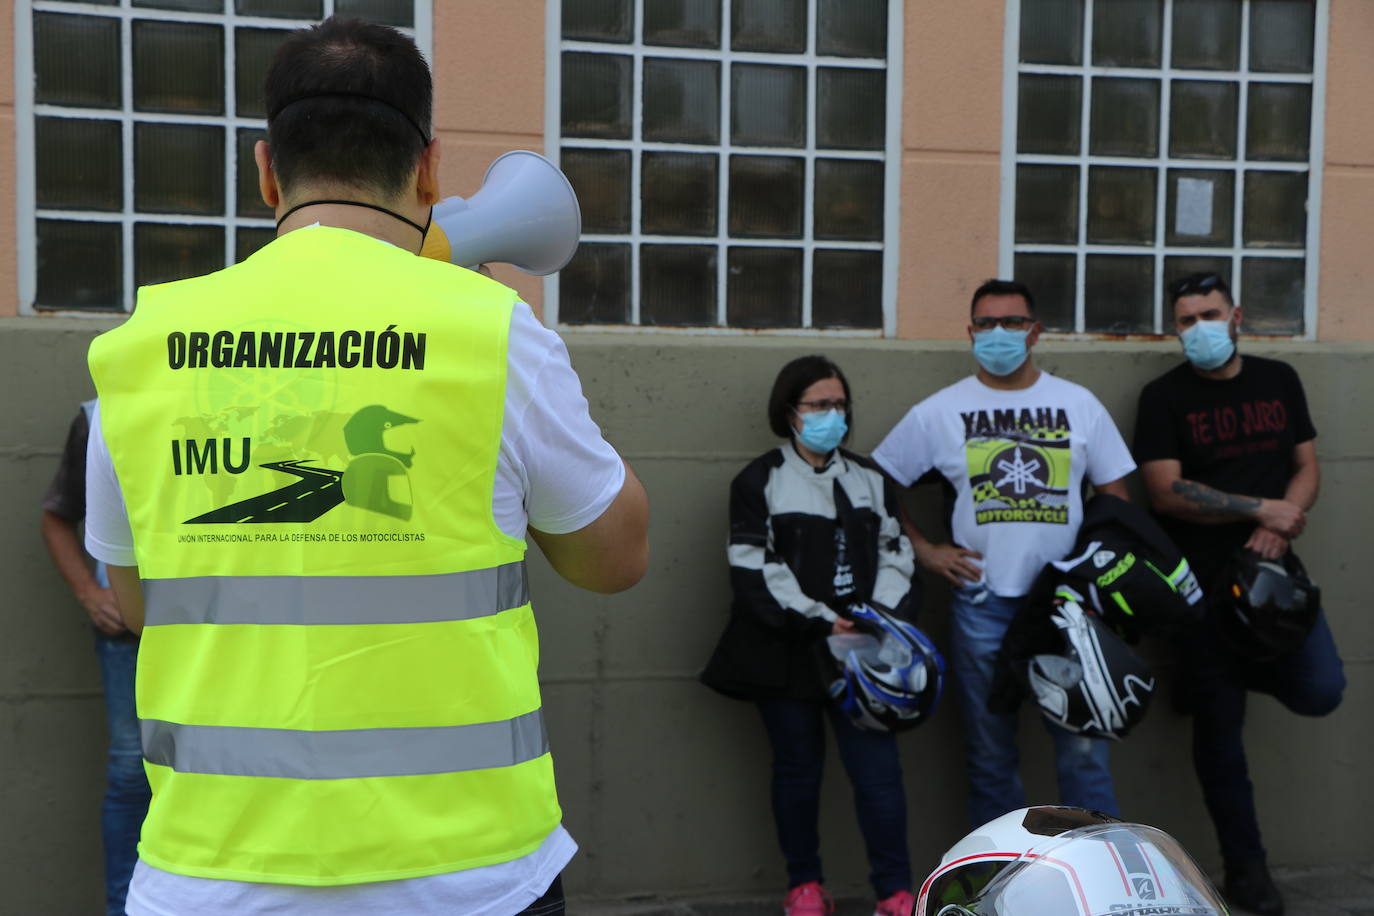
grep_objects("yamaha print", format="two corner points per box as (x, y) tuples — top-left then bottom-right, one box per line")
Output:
(961, 406), (1073, 525)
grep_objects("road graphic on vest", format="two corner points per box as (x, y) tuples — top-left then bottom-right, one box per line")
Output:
(185, 461), (344, 524)
(182, 405), (419, 524)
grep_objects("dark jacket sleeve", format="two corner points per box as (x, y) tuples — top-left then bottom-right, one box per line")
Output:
(702, 454), (834, 702)
(988, 565), (1064, 713)
(726, 457), (835, 638)
(42, 409), (90, 521)
(847, 451), (920, 622)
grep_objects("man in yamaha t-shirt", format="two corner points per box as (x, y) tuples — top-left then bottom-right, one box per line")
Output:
(1133, 273), (1344, 916)
(874, 279), (1136, 830)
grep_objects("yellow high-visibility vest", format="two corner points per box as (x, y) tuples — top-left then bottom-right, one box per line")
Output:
(88, 226), (559, 885)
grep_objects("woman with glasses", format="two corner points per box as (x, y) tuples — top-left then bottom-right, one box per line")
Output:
(701, 355), (921, 916)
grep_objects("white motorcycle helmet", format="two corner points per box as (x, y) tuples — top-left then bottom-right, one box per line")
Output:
(917, 807), (1228, 916)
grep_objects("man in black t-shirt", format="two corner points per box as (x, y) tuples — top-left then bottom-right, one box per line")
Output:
(1134, 273), (1344, 916)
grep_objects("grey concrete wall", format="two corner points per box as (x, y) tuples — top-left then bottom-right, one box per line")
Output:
(3, 318), (1370, 909)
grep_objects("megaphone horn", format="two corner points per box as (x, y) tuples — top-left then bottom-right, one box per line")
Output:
(419, 150), (582, 276)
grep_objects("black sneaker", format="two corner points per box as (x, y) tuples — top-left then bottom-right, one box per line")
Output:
(1224, 860), (1284, 916)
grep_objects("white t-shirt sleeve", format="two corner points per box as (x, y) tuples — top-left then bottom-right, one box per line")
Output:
(492, 303), (625, 539)
(1083, 394), (1137, 487)
(871, 404), (934, 487)
(84, 400), (137, 567)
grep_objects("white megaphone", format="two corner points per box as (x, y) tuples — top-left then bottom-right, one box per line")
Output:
(419, 150), (581, 276)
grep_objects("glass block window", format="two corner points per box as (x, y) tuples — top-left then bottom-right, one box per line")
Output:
(555, 0), (899, 331)
(1005, 0), (1326, 336)
(19, 1), (430, 313)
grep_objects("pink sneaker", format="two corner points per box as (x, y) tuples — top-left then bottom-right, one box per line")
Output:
(784, 881), (834, 916)
(874, 889), (916, 916)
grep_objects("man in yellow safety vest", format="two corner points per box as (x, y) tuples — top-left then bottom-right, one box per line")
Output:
(85, 16), (648, 916)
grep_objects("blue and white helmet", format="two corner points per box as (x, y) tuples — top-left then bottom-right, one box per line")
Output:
(827, 602), (944, 733)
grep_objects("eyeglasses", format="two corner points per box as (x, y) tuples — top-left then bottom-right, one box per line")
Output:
(970, 315), (1035, 331)
(1169, 272), (1228, 299)
(795, 398), (848, 412)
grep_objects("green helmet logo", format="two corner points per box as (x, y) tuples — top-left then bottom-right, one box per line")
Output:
(341, 405), (421, 520)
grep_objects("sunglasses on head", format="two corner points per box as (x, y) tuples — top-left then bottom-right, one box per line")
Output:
(1169, 272), (1228, 299)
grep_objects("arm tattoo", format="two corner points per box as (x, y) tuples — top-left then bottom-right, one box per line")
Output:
(1171, 479), (1260, 517)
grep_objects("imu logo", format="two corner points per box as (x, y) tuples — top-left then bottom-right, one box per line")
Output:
(171, 437), (251, 475)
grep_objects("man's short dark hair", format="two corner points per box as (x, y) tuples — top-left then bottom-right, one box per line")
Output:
(767, 355), (853, 442)
(1168, 272), (1235, 310)
(970, 279), (1036, 316)
(264, 17), (432, 199)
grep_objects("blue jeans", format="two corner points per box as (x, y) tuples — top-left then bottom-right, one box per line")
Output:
(949, 587), (1118, 829)
(1188, 609), (1344, 866)
(94, 632), (150, 916)
(756, 698), (911, 897)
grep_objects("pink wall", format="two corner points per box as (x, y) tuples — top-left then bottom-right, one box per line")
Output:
(1315, 0), (1374, 340)
(432, 2), (548, 314)
(897, 0), (1006, 340)
(429, 1), (1013, 338)
(0, 7), (15, 319)
(4, 3), (1370, 337)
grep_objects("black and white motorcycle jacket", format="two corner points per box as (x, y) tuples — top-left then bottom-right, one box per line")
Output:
(701, 443), (918, 702)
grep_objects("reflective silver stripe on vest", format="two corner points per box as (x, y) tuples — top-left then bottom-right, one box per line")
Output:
(142, 562), (528, 626)
(141, 709), (548, 779)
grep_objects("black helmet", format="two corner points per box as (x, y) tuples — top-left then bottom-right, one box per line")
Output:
(1211, 549), (1320, 662)
(1024, 586), (1155, 741)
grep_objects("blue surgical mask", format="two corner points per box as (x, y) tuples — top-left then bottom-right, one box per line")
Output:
(795, 408), (847, 454)
(972, 327), (1030, 377)
(1180, 319), (1235, 370)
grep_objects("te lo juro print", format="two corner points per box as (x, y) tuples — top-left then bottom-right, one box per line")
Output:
(1184, 400), (1289, 446)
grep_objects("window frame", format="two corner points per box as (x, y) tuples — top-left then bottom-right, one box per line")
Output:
(996, 0), (1329, 339)
(15, 0), (434, 317)
(544, 0), (905, 336)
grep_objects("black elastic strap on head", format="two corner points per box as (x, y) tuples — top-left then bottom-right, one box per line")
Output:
(268, 91), (431, 145)
(276, 198), (432, 240)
